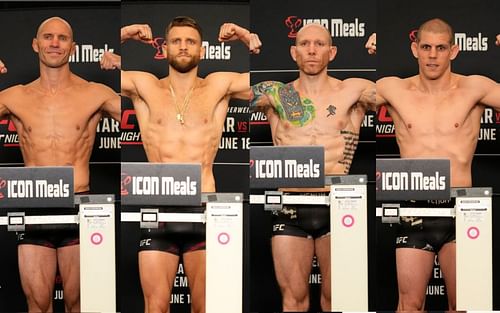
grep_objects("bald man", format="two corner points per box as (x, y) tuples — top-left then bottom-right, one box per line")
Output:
(250, 23), (375, 312)
(372, 18), (500, 311)
(0, 17), (119, 312)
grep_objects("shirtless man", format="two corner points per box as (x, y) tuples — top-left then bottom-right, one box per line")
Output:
(103, 17), (259, 313)
(370, 19), (500, 311)
(250, 23), (375, 312)
(0, 17), (120, 312)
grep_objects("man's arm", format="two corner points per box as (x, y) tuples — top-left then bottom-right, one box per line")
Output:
(375, 77), (401, 110)
(344, 78), (376, 112)
(0, 59), (10, 118)
(470, 75), (500, 111)
(365, 33), (376, 55)
(204, 23), (262, 100)
(496, 34), (500, 46)
(99, 84), (121, 121)
(218, 23), (262, 54)
(109, 24), (155, 100)
(0, 59), (7, 74)
(121, 24), (152, 44)
(250, 81), (285, 108)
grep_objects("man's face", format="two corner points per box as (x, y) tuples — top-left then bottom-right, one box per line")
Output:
(32, 19), (75, 68)
(291, 25), (336, 76)
(411, 31), (459, 80)
(164, 26), (204, 73)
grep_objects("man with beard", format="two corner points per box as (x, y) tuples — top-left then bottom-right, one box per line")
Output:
(0, 17), (120, 312)
(250, 23), (375, 312)
(371, 19), (500, 311)
(102, 16), (259, 313)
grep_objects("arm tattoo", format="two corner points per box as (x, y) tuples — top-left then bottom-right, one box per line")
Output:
(250, 81), (315, 127)
(250, 81), (276, 108)
(338, 130), (359, 174)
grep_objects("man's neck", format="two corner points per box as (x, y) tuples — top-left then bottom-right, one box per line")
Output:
(296, 71), (331, 96)
(167, 67), (199, 93)
(417, 70), (455, 94)
(38, 63), (73, 92)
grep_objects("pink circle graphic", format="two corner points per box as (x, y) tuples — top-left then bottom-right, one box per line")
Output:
(342, 215), (355, 228)
(218, 232), (230, 245)
(90, 232), (103, 245)
(467, 227), (480, 240)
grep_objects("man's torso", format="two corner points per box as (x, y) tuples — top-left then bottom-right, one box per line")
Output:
(382, 74), (485, 187)
(0, 76), (107, 192)
(130, 74), (230, 192)
(265, 78), (366, 191)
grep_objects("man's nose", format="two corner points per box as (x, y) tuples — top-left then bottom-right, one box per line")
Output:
(429, 47), (437, 57)
(307, 44), (316, 54)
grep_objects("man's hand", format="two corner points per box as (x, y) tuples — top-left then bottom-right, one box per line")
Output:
(248, 33), (262, 54)
(496, 34), (500, 46)
(121, 24), (153, 44)
(218, 23), (262, 54)
(0, 59), (7, 74)
(365, 33), (376, 55)
(100, 51), (121, 70)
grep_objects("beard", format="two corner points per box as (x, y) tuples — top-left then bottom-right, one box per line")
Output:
(168, 54), (200, 73)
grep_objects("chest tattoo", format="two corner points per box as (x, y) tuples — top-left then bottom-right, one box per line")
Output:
(276, 84), (315, 127)
(326, 104), (336, 117)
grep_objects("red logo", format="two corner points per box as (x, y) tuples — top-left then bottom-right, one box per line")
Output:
(151, 37), (166, 60)
(285, 16), (302, 39)
(0, 178), (6, 199)
(121, 173), (132, 196)
(409, 29), (418, 42)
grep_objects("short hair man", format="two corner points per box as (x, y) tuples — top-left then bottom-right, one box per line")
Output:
(102, 16), (260, 313)
(0, 17), (120, 312)
(372, 18), (500, 311)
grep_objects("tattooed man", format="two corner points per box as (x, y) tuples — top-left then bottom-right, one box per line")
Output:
(250, 23), (375, 312)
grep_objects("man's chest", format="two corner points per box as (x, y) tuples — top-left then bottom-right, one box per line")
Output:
(391, 90), (481, 133)
(10, 92), (102, 127)
(143, 90), (226, 124)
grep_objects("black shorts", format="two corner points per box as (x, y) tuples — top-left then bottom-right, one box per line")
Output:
(395, 200), (455, 252)
(139, 206), (206, 256)
(16, 193), (82, 249)
(272, 193), (330, 239)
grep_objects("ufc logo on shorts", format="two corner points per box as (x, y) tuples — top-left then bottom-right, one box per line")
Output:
(273, 224), (285, 232)
(396, 236), (408, 244)
(140, 238), (152, 246)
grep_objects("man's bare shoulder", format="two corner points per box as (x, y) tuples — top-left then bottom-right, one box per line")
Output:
(87, 81), (117, 96)
(128, 70), (160, 81)
(457, 74), (496, 88)
(341, 77), (374, 89)
(205, 71), (243, 84)
(378, 75), (418, 90)
(0, 83), (27, 96)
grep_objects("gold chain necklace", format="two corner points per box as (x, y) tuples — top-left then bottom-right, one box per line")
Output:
(169, 82), (196, 125)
